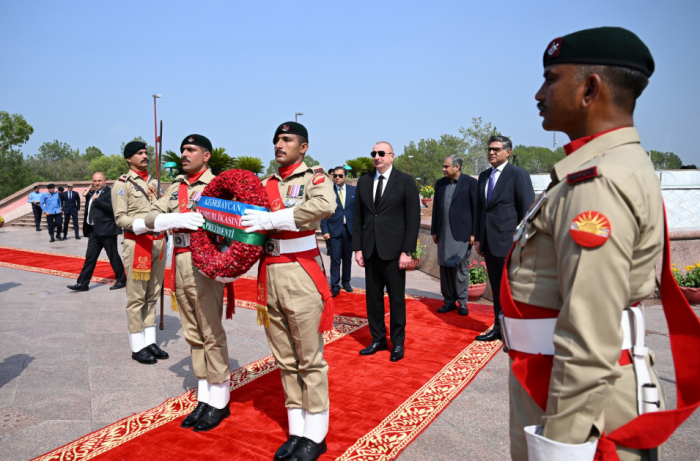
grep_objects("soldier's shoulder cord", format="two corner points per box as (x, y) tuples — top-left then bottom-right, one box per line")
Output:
(126, 176), (150, 198)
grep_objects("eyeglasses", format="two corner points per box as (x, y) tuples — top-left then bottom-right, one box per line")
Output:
(371, 150), (393, 158)
(486, 147), (505, 153)
(332, 174), (345, 178)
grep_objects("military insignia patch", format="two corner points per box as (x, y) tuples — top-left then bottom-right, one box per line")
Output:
(187, 136), (195, 143)
(312, 174), (325, 185)
(117, 189), (125, 196)
(286, 185), (304, 197)
(567, 167), (598, 185)
(281, 124), (290, 132)
(570, 211), (611, 248)
(547, 37), (562, 58)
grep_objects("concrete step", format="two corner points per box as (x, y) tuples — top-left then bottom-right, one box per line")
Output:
(8, 212), (85, 228)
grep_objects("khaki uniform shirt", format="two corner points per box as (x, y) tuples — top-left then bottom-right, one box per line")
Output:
(145, 169), (215, 228)
(262, 163), (335, 233)
(507, 127), (664, 443)
(112, 170), (159, 230)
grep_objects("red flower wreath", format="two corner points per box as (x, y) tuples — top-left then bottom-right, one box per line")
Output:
(190, 169), (270, 279)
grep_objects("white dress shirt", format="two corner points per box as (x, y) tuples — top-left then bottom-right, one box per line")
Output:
(484, 161), (508, 198)
(87, 190), (100, 225)
(373, 165), (393, 199)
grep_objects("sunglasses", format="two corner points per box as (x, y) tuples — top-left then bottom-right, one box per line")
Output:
(486, 147), (505, 153)
(332, 174), (345, 178)
(371, 150), (393, 158)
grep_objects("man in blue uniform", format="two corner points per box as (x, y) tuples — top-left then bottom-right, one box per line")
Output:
(27, 185), (43, 231)
(40, 183), (64, 242)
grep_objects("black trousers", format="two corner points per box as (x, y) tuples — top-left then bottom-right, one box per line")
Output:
(32, 205), (42, 230)
(365, 250), (406, 347)
(76, 234), (126, 286)
(482, 238), (506, 323)
(63, 209), (79, 237)
(46, 213), (63, 237)
(329, 225), (352, 289)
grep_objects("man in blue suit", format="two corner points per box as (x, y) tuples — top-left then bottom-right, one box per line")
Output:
(61, 183), (81, 240)
(321, 167), (356, 297)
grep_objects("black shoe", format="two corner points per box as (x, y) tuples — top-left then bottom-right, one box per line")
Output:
(274, 435), (304, 460)
(193, 404), (230, 432)
(75, 236), (81, 240)
(437, 302), (457, 313)
(390, 345), (404, 362)
(62, 234), (67, 239)
(181, 402), (210, 428)
(331, 288), (340, 298)
(110, 281), (126, 290)
(36, 228), (41, 231)
(56, 236), (64, 241)
(147, 343), (169, 359)
(343, 284), (353, 293)
(67, 284), (88, 291)
(359, 341), (388, 355)
(475, 327), (502, 342)
(50, 236), (55, 242)
(458, 304), (469, 316)
(132, 347), (157, 364)
(290, 438), (327, 461)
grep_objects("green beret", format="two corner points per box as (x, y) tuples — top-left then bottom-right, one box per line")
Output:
(273, 122), (308, 144)
(181, 134), (213, 153)
(543, 27), (654, 77)
(124, 141), (147, 159)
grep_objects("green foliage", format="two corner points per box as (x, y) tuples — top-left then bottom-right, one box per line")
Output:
(236, 156), (265, 175)
(420, 185), (435, 199)
(649, 150), (683, 170)
(394, 134), (467, 186)
(89, 155), (128, 180)
(303, 153), (320, 168)
(345, 157), (374, 178)
(460, 117), (503, 175)
(511, 145), (565, 174)
(83, 146), (104, 161)
(209, 147), (237, 175)
(411, 238), (427, 260)
(673, 263), (700, 288)
(162, 150), (183, 176)
(0, 148), (33, 199)
(37, 140), (80, 162)
(265, 159), (278, 177)
(0, 111), (34, 151)
(468, 259), (489, 284)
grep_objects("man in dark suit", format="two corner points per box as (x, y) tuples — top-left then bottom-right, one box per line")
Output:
(431, 155), (478, 316)
(321, 167), (356, 297)
(61, 183), (81, 240)
(474, 136), (535, 342)
(68, 172), (126, 292)
(353, 142), (421, 362)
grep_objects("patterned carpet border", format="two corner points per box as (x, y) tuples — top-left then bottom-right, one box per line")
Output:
(337, 331), (502, 461)
(31, 320), (368, 461)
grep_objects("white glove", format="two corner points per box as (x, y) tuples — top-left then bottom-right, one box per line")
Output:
(241, 208), (298, 233)
(132, 218), (149, 235)
(524, 425), (598, 461)
(153, 212), (204, 232)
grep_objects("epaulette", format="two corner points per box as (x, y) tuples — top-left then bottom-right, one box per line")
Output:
(567, 167), (599, 185)
(117, 174), (128, 183)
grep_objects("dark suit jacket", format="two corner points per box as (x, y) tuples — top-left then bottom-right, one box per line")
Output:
(430, 174), (478, 242)
(352, 168), (421, 260)
(475, 162), (535, 258)
(83, 186), (122, 238)
(60, 191), (81, 212)
(320, 184), (356, 238)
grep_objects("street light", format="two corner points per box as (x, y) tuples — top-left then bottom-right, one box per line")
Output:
(407, 155), (414, 175)
(295, 112), (303, 122)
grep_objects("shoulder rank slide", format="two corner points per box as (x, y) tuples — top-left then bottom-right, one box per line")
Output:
(312, 166), (325, 174)
(567, 166), (598, 185)
(118, 175), (127, 183)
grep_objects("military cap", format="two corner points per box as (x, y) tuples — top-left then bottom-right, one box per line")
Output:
(543, 27), (654, 77)
(180, 134), (213, 153)
(124, 141), (147, 159)
(58, 186), (64, 192)
(273, 122), (308, 144)
(47, 183), (56, 189)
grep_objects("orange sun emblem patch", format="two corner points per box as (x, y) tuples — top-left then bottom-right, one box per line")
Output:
(312, 174), (325, 185)
(570, 211), (611, 248)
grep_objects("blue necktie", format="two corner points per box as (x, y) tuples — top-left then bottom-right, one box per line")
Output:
(487, 168), (497, 204)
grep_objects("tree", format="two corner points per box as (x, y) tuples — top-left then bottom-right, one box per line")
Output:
(236, 156), (265, 175)
(0, 111), (34, 151)
(649, 150), (683, 170)
(89, 154), (128, 180)
(303, 153), (320, 168)
(265, 159), (278, 177)
(83, 146), (104, 161)
(460, 117), (504, 175)
(511, 145), (565, 174)
(37, 140), (79, 163)
(345, 157), (374, 178)
(394, 134), (467, 186)
(160, 147), (236, 176)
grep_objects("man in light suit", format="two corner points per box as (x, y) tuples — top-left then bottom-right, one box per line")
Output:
(474, 136), (534, 342)
(321, 167), (356, 297)
(353, 142), (421, 362)
(61, 183), (81, 240)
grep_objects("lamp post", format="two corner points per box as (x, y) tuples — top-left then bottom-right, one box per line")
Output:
(152, 94), (162, 177)
(295, 112), (303, 123)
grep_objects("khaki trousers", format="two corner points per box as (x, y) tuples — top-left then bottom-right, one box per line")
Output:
(266, 261), (329, 413)
(509, 355), (665, 461)
(123, 238), (166, 333)
(174, 251), (229, 385)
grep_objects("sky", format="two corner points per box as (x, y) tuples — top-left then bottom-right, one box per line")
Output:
(2, 0), (699, 169)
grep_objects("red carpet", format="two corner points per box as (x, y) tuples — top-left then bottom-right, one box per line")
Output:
(0, 246), (502, 461)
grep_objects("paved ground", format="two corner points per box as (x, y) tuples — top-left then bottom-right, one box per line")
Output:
(0, 226), (697, 460)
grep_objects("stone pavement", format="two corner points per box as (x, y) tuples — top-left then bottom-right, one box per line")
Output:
(0, 226), (697, 460)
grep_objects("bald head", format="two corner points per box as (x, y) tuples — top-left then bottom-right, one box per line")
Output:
(92, 172), (106, 191)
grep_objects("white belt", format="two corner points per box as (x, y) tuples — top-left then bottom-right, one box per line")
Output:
(264, 234), (317, 256)
(501, 304), (660, 415)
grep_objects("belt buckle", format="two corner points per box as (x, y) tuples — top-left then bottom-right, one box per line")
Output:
(264, 238), (281, 257)
(174, 233), (190, 248)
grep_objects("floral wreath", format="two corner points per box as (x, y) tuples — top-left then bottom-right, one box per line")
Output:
(190, 169), (270, 279)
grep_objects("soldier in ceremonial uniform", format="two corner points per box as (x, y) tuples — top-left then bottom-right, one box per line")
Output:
(111, 141), (169, 365)
(502, 27), (700, 460)
(133, 134), (234, 432)
(241, 122), (335, 461)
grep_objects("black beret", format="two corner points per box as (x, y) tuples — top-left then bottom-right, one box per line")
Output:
(273, 122), (308, 144)
(47, 183), (55, 189)
(543, 27), (654, 77)
(181, 134), (213, 153)
(124, 141), (147, 159)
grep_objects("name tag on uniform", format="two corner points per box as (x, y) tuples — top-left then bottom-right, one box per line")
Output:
(170, 192), (178, 200)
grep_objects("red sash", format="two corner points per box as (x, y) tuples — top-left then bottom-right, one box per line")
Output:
(501, 207), (700, 459)
(124, 231), (164, 281)
(257, 176), (335, 332)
